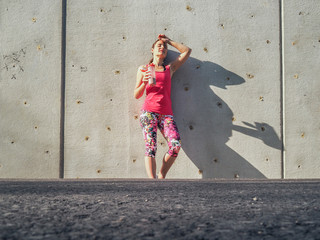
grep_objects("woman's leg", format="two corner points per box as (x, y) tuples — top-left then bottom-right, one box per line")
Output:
(140, 111), (158, 179)
(158, 115), (181, 179)
(145, 156), (157, 179)
(158, 154), (176, 179)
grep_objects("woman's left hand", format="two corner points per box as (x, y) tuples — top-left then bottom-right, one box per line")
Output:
(158, 34), (171, 43)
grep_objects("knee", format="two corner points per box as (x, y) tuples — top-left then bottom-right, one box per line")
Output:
(168, 139), (181, 157)
(145, 146), (157, 158)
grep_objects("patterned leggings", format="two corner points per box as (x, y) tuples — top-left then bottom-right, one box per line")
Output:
(140, 111), (181, 158)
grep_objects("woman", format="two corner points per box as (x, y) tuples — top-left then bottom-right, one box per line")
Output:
(134, 34), (192, 179)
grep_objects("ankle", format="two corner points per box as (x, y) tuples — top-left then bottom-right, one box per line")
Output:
(158, 172), (165, 179)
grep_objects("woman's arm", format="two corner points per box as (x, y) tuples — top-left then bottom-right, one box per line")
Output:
(158, 34), (192, 75)
(134, 66), (148, 99)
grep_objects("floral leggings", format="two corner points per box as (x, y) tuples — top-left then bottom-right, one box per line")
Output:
(140, 111), (181, 158)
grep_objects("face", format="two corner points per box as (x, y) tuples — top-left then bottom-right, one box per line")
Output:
(152, 40), (167, 58)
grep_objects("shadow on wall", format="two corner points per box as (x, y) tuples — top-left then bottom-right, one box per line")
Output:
(165, 51), (281, 179)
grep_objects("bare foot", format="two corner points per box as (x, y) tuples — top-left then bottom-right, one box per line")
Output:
(158, 173), (165, 179)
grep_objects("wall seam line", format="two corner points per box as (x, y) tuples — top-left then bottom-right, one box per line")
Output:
(60, 0), (67, 179)
(280, 0), (285, 179)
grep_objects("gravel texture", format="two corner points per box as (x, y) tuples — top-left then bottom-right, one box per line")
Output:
(0, 179), (319, 240)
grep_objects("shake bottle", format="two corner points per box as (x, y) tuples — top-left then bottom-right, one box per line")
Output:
(148, 63), (156, 86)
(140, 64), (156, 86)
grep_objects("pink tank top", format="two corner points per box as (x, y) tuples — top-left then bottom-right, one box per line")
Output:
(142, 65), (173, 115)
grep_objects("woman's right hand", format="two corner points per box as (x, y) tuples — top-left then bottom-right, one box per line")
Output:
(143, 73), (150, 83)
(140, 65), (150, 83)
(134, 66), (148, 99)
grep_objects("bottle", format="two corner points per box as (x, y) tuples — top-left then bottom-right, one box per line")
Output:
(148, 64), (156, 86)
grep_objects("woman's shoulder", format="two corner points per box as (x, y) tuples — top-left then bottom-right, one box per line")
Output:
(165, 64), (171, 70)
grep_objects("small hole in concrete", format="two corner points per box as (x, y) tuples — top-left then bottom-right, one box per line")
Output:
(234, 174), (240, 178)
(134, 115), (138, 120)
(219, 24), (224, 29)
(164, 28), (167, 31)
(261, 126), (265, 132)
(259, 96), (264, 101)
(294, 74), (299, 79)
(85, 136), (89, 141)
(213, 158), (218, 163)
(132, 159), (136, 163)
(298, 165), (301, 169)
(232, 117), (236, 122)
(76, 100), (83, 104)
(265, 158), (269, 162)
(246, 48), (252, 52)
(186, 5), (192, 11)
(266, 40), (271, 44)
(34, 126), (38, 130)
(97, 169), (101, 173)
(72, 65), (75, 67)
(115, 70), (120, 75)
(122, 36), (126, 40)
(246, 73), (254, 79)
(24, 101), (27, 105)
(184, 86), (189, 91)
(226, 77), (230, 81)
(196, 65), (200, 69)
(217, 102), (222, 108)
(198, 169), (203, 174)
(11, 141), (15, 144)
(189, 125), (194, 130)
(110, 99), (113, 101)
(107, 126), (111, 131)
(301, 133), (305, 138)
(45, 150), (49, 154)
(203, 47), (208, 53)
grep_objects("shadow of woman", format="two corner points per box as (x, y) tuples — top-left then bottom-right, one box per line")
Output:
(165, 51), (281, 179)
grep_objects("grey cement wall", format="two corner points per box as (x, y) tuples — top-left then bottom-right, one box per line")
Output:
(0, 0), (62, 178)
(283, 0), (320, 178)
(0, 0), (319, 179)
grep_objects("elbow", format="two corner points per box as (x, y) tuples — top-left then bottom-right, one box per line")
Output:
(134, 91), (141, 99)
(183, 47), (192, 58)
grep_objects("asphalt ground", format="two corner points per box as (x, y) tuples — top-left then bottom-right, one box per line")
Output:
(0, 179), (319, 240)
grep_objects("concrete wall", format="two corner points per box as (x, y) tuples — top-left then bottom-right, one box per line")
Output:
(283, 0), (320, 178)
(0, 0), (319, 179)
(0, 0), (62, 178)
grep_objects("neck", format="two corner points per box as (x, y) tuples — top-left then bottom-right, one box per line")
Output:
(152, 57), (164, 67)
